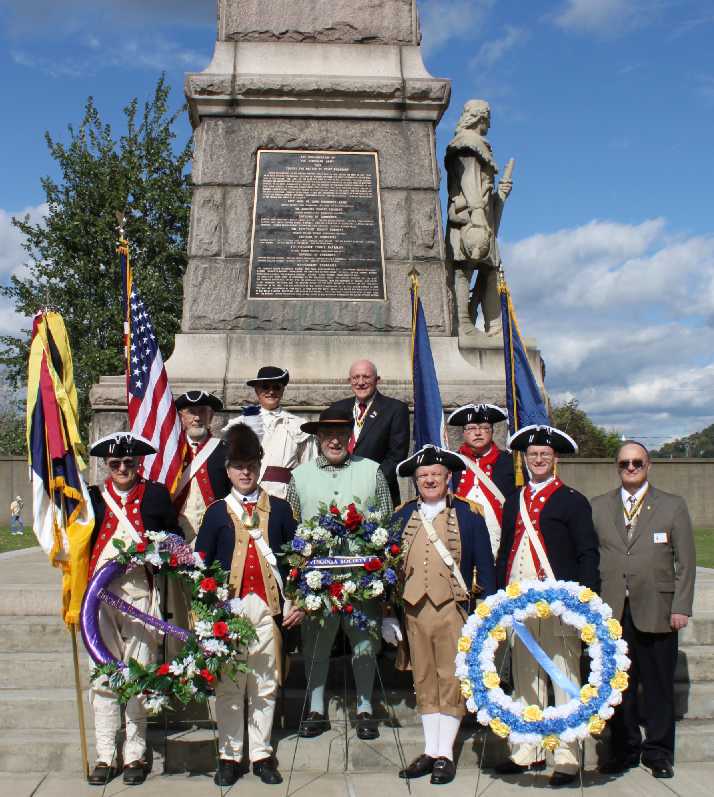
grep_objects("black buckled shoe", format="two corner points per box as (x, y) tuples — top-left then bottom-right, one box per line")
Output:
(549, 771), (577, 787)
(253, 757), (283, 785)
(87, 762), (116, 786)
(494, 758), (546, 775)
(356, 712), (379, 740)
(430, 757), (456, 785)
(642, 757), (674, 779)
(299, 711), (331, 738)
(122, 760), (147, 786)
(399, 754), (435, 779)
(214, 759), (241, 787)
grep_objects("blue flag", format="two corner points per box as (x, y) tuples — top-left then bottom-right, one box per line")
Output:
(499, 273), (549, 439)
(410, 274), (448, 451)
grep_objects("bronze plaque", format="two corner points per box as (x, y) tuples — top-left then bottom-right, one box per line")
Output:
(248, 150), (386, 300)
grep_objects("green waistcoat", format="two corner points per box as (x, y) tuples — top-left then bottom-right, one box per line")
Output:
(292, 456), (380, 520)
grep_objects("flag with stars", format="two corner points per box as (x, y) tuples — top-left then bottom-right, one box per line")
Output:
(120, 238), (184, 492)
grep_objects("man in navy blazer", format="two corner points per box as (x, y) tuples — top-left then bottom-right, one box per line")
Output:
(329, 359), (410, 505)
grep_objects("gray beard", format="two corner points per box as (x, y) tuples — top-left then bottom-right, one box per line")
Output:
(187, 427), (208, 442)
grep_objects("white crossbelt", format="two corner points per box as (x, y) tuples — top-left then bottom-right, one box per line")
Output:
(174, 437), (221, 496)
(100, 487), (143, 544)
(419, 512), (469, 594)
(225, 493), (285, 599)
(461, 456), (506, 505)
(518, 489), (555, 580)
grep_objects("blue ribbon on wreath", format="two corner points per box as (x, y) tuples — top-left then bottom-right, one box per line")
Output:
(512, 619), (580, 699)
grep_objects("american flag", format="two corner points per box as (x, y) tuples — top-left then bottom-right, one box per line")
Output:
(119, 239), (185, 492)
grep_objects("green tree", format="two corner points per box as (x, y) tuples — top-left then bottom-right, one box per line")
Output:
(0, 76), (192, 433)
(652, 424), (714, 458)
(551, 399), (622, 458)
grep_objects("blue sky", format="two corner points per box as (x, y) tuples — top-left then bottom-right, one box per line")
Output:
(1, 0), (714, 447)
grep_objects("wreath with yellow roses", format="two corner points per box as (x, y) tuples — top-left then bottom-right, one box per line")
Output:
(455, 579), (630, 751)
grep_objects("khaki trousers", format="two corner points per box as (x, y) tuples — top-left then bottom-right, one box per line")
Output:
(89, 570), (159, 764)
(510, 616), (581, 773)
(214, 594), (278, 762)
(404, 597), (466, 719)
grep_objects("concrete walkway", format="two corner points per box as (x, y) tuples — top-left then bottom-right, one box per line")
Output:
(2, 765), (714, 797)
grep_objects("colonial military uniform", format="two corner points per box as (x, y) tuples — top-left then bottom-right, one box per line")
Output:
(391, 445), (496, 784)
(86, 433), (180, 786)
(195, 424), (297, 786)
(224, 367), (316, 499)
(172, 391), (231, 546)
(448, 403), (516, 557)
(495, 425), (600, 780)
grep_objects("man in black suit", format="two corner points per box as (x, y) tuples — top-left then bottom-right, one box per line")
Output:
(329, 359), (410, 504)
(494, 425), (600, 788)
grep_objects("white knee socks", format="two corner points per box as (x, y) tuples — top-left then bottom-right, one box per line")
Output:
(422, 713), (441, 757)
(422, 713), (462, 760)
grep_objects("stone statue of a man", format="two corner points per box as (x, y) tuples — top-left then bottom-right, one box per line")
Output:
(445, 100), (514, 339)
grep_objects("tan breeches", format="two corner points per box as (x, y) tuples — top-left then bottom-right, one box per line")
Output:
(405, 597), (466, 718)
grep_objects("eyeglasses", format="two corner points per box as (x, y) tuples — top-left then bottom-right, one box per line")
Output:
(464, 424), (493, 432)
(107, 458), (137, 471)
(525, 452), (554, 462)
(617, 459), (645, 471)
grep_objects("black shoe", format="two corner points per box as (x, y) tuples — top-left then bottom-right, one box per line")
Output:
(87, 762), (116, 786)
(494, 759), (546, 775)
(299, 711), (331, 738)
(430, 757), (456, 785)
(356, 712), (379, 740)
(399, 754), (435, 779)
(549, 771), (576, 787)
(642, 758), (674, 779)
(214, 759), (241, 787)
(253, 757), (283, 785)
(123, 761), (147, 786)
(599, 753), (640, 774)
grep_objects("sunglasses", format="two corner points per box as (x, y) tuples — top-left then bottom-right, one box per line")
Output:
(617, 459), (645, 471)
(107, 458), (138, 471)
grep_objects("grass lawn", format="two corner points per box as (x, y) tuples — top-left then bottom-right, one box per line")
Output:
(695, 527), (714, 569)
(0, 526), (38, 555)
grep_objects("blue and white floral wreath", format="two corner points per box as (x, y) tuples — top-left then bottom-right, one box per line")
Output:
(455, 580), (631, 751)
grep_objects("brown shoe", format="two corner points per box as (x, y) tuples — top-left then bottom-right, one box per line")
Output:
(87, 762), (116, 786)
(123, 760), (147, 786)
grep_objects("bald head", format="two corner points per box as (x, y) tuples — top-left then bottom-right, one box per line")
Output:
(348, 359), (380, 402)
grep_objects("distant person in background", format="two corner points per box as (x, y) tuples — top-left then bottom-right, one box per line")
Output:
(593, 441), (696, 780)
(9, 496), (24, 535)
(329, 359), (410, 505)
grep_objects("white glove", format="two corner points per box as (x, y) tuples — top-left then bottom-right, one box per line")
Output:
(381, 616), (403, 646)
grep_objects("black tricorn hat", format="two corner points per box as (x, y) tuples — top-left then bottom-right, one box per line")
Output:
(507, 424), (578, 454)
(300, 406), (355, 435)
(175, 391), (223, 412)
(246, 366), (289, 388)
(224, 424), (264, 463)
(90, 432), (156, 458)
(447, 403), (508, 427)
(397, 444), (466, 477)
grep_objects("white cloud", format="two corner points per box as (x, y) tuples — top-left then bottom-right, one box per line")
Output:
(503, 218), (714, 442)
(553, 0), (639, 35)
(472, 25), (528, 69)
(418, 0), (494, 56)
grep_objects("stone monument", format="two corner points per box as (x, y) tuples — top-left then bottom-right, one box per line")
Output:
(90, 0), (543, 443)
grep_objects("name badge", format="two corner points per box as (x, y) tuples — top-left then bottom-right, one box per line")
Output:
(653, 532), (668, 544)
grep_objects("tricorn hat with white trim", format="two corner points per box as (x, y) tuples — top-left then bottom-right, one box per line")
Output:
(507, 424), (578, 454)
(175, 391), (223, 412)
(89, 432), (156, 458)
(447, 403), (508, 427)
(396, 444), (466, 477)
(246, 366), (289, 387)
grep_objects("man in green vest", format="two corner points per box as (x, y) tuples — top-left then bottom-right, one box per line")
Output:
(286, 406), (393, 741)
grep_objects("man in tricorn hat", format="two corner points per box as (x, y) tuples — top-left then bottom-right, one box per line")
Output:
(494, 425), (600, 787)
(448, 403), (515, 558)
(85, 432), (181, 787)
(173, 390), (231, 545)
(224, 366), (315, 499)
(196, 425), (303, 787)
(387, 445), (496, 785)
(286, 406), (393, 741)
